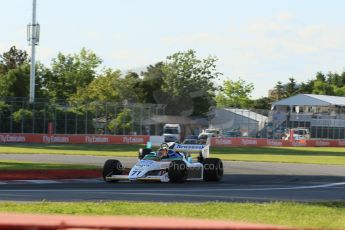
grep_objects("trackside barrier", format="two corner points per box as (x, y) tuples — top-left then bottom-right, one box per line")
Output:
(0, 213), (294, 230)
(1, 133), (344, 147)
(211, 137), (345, 147)
(0, 133), (149, 144)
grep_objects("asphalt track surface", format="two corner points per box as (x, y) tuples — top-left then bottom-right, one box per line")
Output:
(0, 154), (345, 202)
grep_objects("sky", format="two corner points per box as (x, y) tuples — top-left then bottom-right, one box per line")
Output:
(1, 0), (345, 98)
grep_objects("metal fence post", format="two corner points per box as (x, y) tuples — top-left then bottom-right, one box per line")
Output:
(32, 101), (35, 133)
(54, 107), (57, 134)
(140, 105), (143, 135)
(21, 101), (24, 133)
(155, 107), (159, 135)
(75, 110), (78, 134)
(85, 107), (88, 134)
(131, 105), (135, 134)
(95, 103), (98, 134)
(64, 108), (67, 134)
(122, 106), (125, 135)
(114, 104), (117, 135)
(105, 102), (108, 135)
(43, 103), (46, 134)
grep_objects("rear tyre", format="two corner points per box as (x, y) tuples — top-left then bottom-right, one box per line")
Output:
(168, 160), (187, 183)
(203, 158), (223, 182)
(102, 159), (123, 183)
(138, 148), (152, 159)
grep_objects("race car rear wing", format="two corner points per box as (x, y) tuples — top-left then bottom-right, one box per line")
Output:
(173, 144), (209, 158)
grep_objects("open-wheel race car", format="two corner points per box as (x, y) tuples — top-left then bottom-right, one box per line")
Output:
(102, 142), (223, 183)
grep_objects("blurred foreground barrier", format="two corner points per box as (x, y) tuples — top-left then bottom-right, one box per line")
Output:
(211, 137), (345, 147)
(0, 213), (294, 230)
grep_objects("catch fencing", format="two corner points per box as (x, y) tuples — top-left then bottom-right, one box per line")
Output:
(210, 108), (345, 140)
(0, 97), (165, 135)
(2, 97), (345, 140)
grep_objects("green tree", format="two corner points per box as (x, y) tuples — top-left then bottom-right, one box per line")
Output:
(252, 97), (273, 110)
(216, 78), (254, 108)
(72, 69), (122, 103)
(299, 81), (313, 94)
(315, 72), (326, 81)
(72, 69), (143, 104)
(274, 81), (285, 100)
(0, 65), (30, 97)
(160, 50), (221, 116)
(0, 47), (33, 98)
(0, 46), (29, 74)
(312, 79), (333, 95)
(285, 77), (298, 97)
(139, 62), (165, 103)
(46, 48), (102, 101)
(12, 109), (33, 123)
(333, 86), (345, 96)
(0, 62), (49, 98)
(120, 71), (143, 103)
(107, 108), (133, 134)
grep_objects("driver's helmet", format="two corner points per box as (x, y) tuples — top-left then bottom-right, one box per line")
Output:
(157, 146), (168, 158)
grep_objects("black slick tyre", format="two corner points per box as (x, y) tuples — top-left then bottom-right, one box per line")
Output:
(102, 159), (123, 183)
(203, 158), (223, 182)
(168, 160), (187, 183)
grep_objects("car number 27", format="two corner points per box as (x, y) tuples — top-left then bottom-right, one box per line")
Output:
(131, 170), (141, 176)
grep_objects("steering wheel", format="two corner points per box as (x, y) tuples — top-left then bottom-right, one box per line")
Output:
(160, 143), (169, 149)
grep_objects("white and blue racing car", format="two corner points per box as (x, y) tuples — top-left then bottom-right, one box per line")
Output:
(102, 142), (223, 183)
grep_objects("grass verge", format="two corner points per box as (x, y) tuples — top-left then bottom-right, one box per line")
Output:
(211, 146), (345, 165)
(0, 143), (140, 156)
(0, 160), (99, 170)
(1, 144), (345, 165)
(0, 201), (344, 228)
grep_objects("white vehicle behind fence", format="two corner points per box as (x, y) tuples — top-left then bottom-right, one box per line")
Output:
(163, 124), (181, 142)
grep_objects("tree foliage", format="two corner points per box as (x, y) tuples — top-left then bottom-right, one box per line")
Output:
(107, 108), (133, 134)
(274, 81), (285, 100)
(216, 78), (254, 108)
(285, 77), (298, 97)
(12, 109), (33, 123)
(159, 50), (221, 116)
(0, 46), (28, 74)
(46, 48), (102, 101)
(273, 71), (345, 102)
(139, 62), (165, 104)
(251, 97), (273, 110)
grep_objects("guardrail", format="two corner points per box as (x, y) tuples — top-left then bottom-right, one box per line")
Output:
(0, 213), (293, 230)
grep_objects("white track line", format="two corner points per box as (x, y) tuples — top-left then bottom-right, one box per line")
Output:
(1, 181), (345, 192)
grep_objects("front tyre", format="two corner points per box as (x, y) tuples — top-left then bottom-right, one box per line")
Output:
(203, 158), (223, 182)
(168, 160), (187, 183)
(102, 159), (123, 183)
